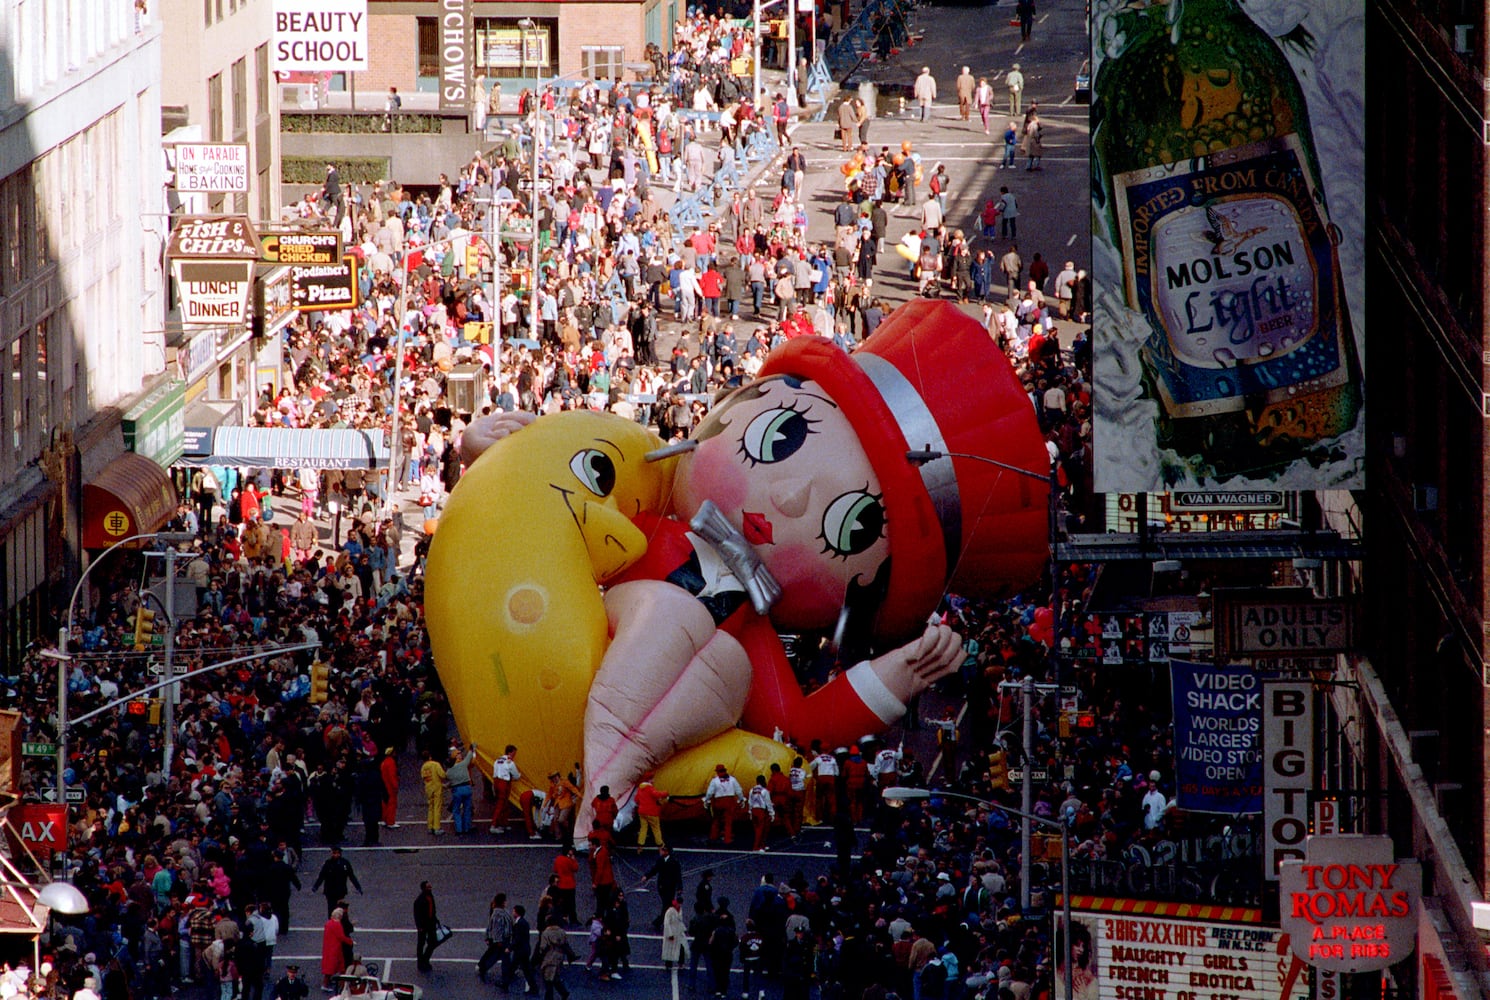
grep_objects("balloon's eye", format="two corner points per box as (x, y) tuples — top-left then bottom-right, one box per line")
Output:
(569, 450), (616, 497)
(820, 491), (885, 558)
(739, 406), (816, 466)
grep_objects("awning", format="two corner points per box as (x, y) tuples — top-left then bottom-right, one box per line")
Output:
(81, 453), (179, 549)
(178, 427), (389, 470)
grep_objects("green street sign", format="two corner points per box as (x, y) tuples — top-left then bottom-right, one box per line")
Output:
(21, 742), (57, 757)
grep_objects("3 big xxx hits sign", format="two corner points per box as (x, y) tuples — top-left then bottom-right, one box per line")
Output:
(1279, 835), (1420, 974)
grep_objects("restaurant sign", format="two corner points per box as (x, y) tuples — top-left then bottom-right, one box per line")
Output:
(1278, 835), (1420, 974)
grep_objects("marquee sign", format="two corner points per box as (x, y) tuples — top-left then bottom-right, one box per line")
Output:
(1278, 835), (1420, 974)
(1218, 591), (1354, 656)
(1066, 898), (1309, 1000)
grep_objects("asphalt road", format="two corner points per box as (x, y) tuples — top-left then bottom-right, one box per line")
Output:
(258, 4), (1092, 998)
(788, 0), (1091, 327)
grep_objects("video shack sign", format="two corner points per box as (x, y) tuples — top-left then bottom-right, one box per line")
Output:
(1171, 661), (1262, 813)
(1279, 835), (1420, 974)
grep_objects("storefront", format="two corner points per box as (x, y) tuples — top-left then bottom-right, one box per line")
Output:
(80, 452), (179, 550)
(179, 427), (389, 470)
(254, 265), (295, 398)
(352, 0), (654, 100)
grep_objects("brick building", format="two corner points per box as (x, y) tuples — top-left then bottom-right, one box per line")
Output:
(338, 0), (678, 102)
(1340, 0), (1490, 994)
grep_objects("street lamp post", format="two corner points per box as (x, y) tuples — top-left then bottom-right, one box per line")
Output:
(519, 17), (541, 349)
(883, 786), (1073, 1000)
(53, 530), (196, 805)
(386, 230), (487, 513)
(905, 447), (1064, 915)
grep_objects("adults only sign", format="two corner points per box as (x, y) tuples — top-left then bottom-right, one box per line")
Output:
(273, 0), (368, 72)
(1171, 661), (1262, 813)
(1279, 835), (1420, 974)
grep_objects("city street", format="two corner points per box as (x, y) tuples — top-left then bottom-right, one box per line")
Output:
(790, 0), (1090, 321)
(259, 4), (1092, 998)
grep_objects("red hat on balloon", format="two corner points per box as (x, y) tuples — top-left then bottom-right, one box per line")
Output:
(760, 299), (1049, 641)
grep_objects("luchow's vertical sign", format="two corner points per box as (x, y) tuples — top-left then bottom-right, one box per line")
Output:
(1279, 835), (1420, 974)
(440, 0), (473, 111)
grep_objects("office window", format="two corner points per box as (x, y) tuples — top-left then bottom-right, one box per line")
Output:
(216, 0), (224, 21)
(581, 45), (624, 80)
(417, 17), (439, 80)
(204, 0), (212, 25)
(33, 319), (48, 447)
(473, 19), (557, 80)
(208, 72), (223, 140)
(256, 44), (269, 118)
(232, 57), (247, 136)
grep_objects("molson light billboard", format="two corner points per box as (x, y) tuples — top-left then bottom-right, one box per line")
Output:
(1091, 0), (1364, 490)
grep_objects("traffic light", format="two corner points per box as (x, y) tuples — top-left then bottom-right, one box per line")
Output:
(309, 662), (330, 705)
(133, 609), (157, 651)
(988, 747), (1009, 792)
(148, 699), (163, 726)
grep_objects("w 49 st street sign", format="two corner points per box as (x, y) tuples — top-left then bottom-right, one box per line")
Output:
(21, 742), (56, 757)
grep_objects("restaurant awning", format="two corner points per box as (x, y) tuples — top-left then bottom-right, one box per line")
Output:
(81, 452), (179, 549)
(178, 427), (389, 470)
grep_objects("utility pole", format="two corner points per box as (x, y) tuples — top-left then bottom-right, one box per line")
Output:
(163, 547), (178, 774)
(999, 675), (1060, 912)
(54, 628), (67, 805)
(529, 92), (541, 347)
(786, 0), (798, 107)
(1021, 673), (1034, 912)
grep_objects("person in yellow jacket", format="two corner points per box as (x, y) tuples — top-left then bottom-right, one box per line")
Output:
(543, 771), (582, 843)
(419, 748), (447, 836)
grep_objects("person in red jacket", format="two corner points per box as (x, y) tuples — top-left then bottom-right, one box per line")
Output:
(766, 763), (793, 837)
(589, 836), (616, 912)
(589, 786), (619, 846)
(552, 848), (580, 926)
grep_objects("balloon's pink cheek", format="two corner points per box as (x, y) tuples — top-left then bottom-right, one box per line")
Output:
(769, 544), (847, 628)
(680, 445), (748, 514)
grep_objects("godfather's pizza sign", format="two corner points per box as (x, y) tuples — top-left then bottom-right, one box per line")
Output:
(1278, 834), (1420, 974)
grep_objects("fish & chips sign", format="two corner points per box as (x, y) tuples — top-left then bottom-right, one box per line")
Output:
(168, 215), (261, 326)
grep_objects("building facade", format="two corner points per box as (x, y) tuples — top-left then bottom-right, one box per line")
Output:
(348, 0), (672, 102)
(1349, 0), (1489, 994)
(0, 2), (174, 669)
(159, 0), (282, 220)
(159, 0), (286, 439)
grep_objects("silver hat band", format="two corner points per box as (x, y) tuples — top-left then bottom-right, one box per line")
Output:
(855, 352), (961, 578)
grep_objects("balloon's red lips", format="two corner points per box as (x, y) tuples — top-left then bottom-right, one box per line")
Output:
(741, 511), (774, 545)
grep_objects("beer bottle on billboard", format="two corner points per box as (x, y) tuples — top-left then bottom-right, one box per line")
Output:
(1093, 0), (1361, 478)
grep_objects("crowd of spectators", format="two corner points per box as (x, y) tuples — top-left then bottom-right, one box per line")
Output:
(0, 8), (1202, 1000)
